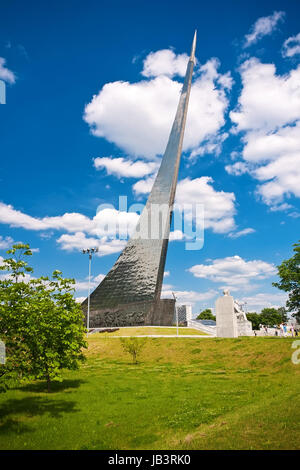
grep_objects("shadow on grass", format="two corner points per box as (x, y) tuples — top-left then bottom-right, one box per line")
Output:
(0, 395), (79, 435)
(19, 379), (86, 393)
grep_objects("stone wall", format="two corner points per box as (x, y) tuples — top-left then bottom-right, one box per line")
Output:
(83, 298), (175, 328)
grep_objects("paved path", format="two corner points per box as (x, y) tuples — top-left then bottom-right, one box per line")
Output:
(92, 334), (214, 338)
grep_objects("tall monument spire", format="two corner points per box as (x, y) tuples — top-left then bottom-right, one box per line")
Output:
(83, 33), (197, 327)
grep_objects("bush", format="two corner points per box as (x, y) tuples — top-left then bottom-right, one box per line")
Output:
(120, 337), (147, 364)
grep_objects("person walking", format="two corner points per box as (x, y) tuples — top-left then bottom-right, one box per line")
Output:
(291, 324), (295, 337)
(279, 323), (284, 337)
(283, 323), (287, 337)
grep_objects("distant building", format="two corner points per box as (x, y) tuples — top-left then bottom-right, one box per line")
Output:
(174, 304), (192, 324)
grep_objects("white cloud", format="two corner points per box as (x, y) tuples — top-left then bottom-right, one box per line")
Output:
(230, 58), (300, 207)
(244, 11), (285, 47)
(169, 229), (184, 241)
(75, 273), (106, 292)
(237, 292), (288, 313)
(94, 273), (105, 283)
(141, 49), (189, 78)
(75, 297), (86, 303)
(288, 211), (300, 218)
(269, 203), (293, 212)
(0, 57), (16, 84)
(0, 202), (140, 257)
(132, 175), (237, 234)
(243, 123), (300, 205)
(132, 175), (156, 195)
(225, 161), (249, 176)
(84, 55), (231, 159)
(243, 122), (300, 162)
(189, 132), (228, 160)
(164, 271), (170, 277)
(228, 228), (255, 239)
(0, 202), (139, 238)
(133, 176), (237, 234)
(230, 59), (300, 132)
(254, 147), (300, 205)
(57, 232), (127, 257)
(161, 287), (218, 304)
(93, 156), (158, 178)
(188, 255), (276, 289)
(0, 236), (13, 249)
(282, 32), (300, 58)
(176, 177), (236, 234)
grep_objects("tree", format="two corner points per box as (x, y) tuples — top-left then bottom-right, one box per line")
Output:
(120, 337), (147, 364)
(246, 308), (288, 330)
(273, 240), (300, 323)
(0, 244), (87, 392)
(277, 307), (288, 323)
(260, 308), (284, 327)
(196, 309), (216, 321)
(246, 312), (260, 330)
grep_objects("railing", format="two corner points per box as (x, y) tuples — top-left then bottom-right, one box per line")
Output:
(187, 319), (216, 336)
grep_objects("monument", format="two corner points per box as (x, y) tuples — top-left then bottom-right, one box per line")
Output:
(215, 290), (253, 337)
(234, 299), (253, 336)
(82, 32), (197, 327)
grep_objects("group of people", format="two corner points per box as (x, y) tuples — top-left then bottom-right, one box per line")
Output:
(256, 323), (299, 337)
(275, 323), (298, 337)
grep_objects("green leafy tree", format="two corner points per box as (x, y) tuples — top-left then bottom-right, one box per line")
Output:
(120, 337), (147, 364)
(246, 308), (288, 330)
(0, 244), (87, 392)
(277, 306), (288, 323)
(246, 312), (260, 330)
(273, 240), (300, 323)
(260, 308), (284, 327)
(196, 309), (216, 321)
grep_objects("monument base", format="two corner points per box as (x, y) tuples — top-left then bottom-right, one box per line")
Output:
(215, 290), (238, 338)
(236, 317), (253, 336)
(84, 298), (175, 328)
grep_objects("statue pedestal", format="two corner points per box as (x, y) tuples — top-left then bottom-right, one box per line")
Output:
(215, 291), (238, 338)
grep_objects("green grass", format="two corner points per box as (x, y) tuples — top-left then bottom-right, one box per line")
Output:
(98, 326), (207, 336)
(0, 336), (299, 450)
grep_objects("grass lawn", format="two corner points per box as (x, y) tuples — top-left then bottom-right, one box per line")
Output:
(98, 326), (207, 336)
(0, 335), (299, 450)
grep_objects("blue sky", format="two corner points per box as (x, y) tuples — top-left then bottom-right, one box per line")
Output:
(0, 0), (300, 315)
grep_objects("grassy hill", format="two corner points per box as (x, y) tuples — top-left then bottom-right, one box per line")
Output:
(0, 332), (299, 450)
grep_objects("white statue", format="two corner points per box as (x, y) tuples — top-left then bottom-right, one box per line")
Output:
(215, 291), (253, 337)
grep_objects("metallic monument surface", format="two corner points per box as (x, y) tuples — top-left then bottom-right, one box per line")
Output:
(83, 32), (197, 327)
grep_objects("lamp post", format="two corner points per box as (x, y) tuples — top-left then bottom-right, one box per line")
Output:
(172, 292), (178, 337)
(82, 248), (98, 335)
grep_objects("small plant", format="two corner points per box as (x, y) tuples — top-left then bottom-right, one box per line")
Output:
(120, 337), (147, 364)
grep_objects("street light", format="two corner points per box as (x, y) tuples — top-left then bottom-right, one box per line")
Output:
(82, 247), (98, 335)
(172, 292), (178, 337)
